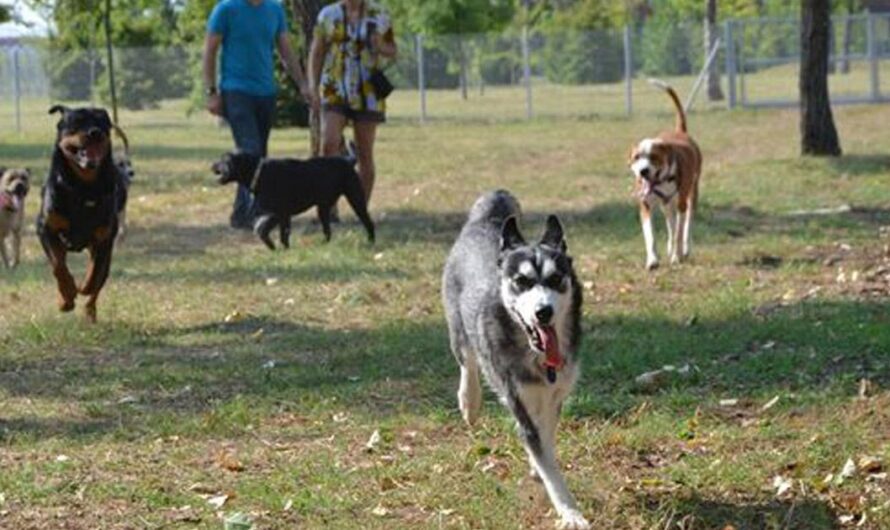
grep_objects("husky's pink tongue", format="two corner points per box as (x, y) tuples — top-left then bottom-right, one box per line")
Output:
(540, 325), (563, 369)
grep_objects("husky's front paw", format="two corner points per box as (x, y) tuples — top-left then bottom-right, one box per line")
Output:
(556, 510), (590, 530)
(645, 257), (660, 271)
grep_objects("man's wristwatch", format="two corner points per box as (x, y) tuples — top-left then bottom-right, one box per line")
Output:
(205, 86), (218, 97)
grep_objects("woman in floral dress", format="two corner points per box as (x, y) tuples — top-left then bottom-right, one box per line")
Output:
(309, 0), (396, 202)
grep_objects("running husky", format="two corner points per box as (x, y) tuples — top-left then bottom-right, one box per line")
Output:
(442, 190), (589, 529)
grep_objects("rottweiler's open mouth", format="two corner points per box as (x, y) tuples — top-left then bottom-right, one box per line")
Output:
(62, 136), (109, 170)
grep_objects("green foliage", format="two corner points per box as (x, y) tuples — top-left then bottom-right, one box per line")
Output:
(540, 29), (624, 84)
(388, 0), (514, 35)
(0, 3), (10, 23)
(32, 0), (188, 110)
(96, 47), (191, 110)
(638, 18), (699, 76)
(542, 0), (629, 30)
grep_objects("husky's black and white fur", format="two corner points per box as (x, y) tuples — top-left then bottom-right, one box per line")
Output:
(442, 190), (589, 529)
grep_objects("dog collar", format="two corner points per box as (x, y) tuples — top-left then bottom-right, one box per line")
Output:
(645, 175), (677, 203)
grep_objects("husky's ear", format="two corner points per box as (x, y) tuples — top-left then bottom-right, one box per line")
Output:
(540, 215), (566, 253)
(500, 216), (525, 252)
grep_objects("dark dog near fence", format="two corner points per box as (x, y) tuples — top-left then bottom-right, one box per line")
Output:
(212, 149), (375, 250)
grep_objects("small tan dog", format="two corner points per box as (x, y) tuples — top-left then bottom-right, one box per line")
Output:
(0, 168), (31, 269)
(628, 79), (702, 270)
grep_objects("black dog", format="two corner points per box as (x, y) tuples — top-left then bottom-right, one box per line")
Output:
(36, 105), (128, 322)
(212, 151), (375, 250)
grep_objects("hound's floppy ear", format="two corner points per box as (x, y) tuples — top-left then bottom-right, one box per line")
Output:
(48, 105), (70, 116)
(500, 216), (525, 252)
(540, 215), (566, 253)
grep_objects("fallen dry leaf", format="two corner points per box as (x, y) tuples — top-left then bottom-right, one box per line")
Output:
(207, 494), (229, 509)
(858, 378), (872, 399)
(371, 504), (390, 517)
(365, 429), (382, 452)
(840, 458), (857, 481)
(223, 310), (244, 323)
(772, 475), (793, 497)
(216, 451), (245, 472)
(858, 456), (883, 474)
(187, 483), (218, 494)
(761, 395), (780, 411)
(379, 477), (399, 492)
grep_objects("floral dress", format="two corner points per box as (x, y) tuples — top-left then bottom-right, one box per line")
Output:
(315, 1), (392, 114)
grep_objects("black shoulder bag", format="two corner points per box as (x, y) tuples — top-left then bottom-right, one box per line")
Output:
(365, 16), (394, 100)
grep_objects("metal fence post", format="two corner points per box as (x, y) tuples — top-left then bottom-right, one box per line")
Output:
(724, 20), (737, 109)
(738, 20), (747, 106)
(415, 34), (427, 124)
(867, 12), (880, 101)
(13, 45), (21, 134)
(624, 25), (633, 116)
(521, 25), (533, 120)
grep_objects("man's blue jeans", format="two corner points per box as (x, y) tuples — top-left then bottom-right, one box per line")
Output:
(223, 90), (276, 227)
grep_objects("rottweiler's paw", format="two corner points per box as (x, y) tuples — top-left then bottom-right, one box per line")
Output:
(58, 296), (75, 312)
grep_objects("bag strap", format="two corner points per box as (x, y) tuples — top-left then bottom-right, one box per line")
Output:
(342, 1), (392, 72)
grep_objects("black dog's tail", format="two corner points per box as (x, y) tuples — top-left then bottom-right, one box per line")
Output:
(343, 170), (375, 243)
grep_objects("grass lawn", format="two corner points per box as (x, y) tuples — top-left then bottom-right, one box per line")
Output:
(0, 94), (889, 529)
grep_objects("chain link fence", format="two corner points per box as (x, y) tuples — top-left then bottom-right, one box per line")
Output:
(2, 14), (890, 134)
(729, 12), (890, 107)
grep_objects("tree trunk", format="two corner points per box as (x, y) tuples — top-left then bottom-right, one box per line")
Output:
(288, 0), (325, 156)
(704, 0), (724, 100)
(800, 0), (842, 156)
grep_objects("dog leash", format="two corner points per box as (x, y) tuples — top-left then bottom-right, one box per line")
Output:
(249, 160), (265, 193)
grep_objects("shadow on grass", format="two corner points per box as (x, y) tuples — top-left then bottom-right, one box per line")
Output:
(119, 222), (238, 257)
(1, 298), (888, 443)
(828, 153), (890, 177)
(642, 494), (839, 530)
(574, 298), (889, 417)
(379, 200), (889, 251)
(0, 142), (52, 165)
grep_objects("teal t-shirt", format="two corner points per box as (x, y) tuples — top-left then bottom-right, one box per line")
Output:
(207, 0), (287, 97)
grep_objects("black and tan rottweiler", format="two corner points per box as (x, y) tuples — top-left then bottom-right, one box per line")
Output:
(36, 105), (128, 322)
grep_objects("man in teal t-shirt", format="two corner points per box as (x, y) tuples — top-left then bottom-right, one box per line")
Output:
(203, 0), (312, 229)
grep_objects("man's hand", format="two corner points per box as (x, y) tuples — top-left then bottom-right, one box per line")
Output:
(207, 94), (223, 116)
